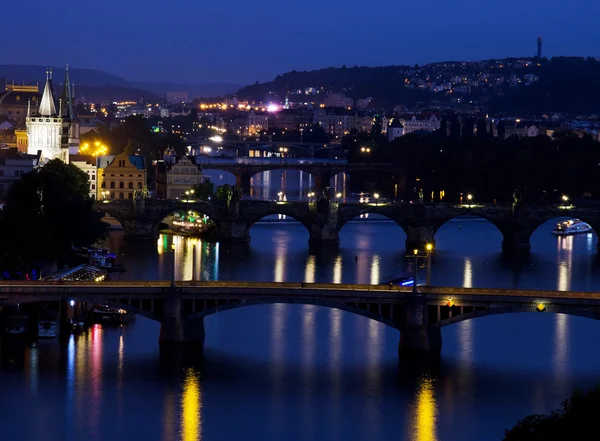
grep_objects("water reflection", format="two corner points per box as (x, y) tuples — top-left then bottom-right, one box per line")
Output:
(304, 255), (316, 283)
(413, 376), (438, 441)
(552, 314), (570, 396)
(180, 368), (202, 441)
(462, 258), (472, 288)
(90, 325), (103, 435)
(557, 236), (573, 292)
(333, 256), (342, 284)
(370, 255), (380, 285)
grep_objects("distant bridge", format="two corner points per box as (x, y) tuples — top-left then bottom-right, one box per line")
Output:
(2, 281), (600, 356)
(97, 198), (600, 254)
(197, 161), (402, 190)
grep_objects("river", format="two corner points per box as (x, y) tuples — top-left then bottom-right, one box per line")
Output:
(2, 170), (600, 441)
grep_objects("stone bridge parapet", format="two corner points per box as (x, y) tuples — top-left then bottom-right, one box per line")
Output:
(96, 200), (600, 253)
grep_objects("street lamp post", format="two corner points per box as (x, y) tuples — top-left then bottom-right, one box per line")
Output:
(373, 193), (380, 206)
(425, 243), (433, 287)
(562, 194), (569, 208)
(412, 249), (419, 293)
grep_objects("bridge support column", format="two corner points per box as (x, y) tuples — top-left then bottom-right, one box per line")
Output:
(217, 221), (250, 243)
(159, 289), (205, 357)
(405, 225), (436, 252)
(235, 172), (252, 194)
(501, 230), (531, 255)
(398, 296), (442, 357)
(121, 220), (157, 240)
(308, 200), (339, 248)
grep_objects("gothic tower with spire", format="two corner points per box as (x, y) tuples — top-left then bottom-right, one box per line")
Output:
(26, 66), (77, 163)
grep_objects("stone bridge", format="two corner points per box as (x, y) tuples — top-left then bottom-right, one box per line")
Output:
(97, 199), (600, 254)
(199, 161), (403, 193)
(3, 281), (600, 357)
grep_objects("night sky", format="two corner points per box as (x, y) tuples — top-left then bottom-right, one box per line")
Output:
(3, 0), (598, 85)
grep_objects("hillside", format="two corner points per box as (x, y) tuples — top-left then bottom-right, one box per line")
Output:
(0, 65), (239, 102)
(236, 57), (600, 114)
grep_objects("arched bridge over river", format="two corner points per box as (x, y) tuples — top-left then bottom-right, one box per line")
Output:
(2, 281), (600, 356)
(98, 199), (600, 254)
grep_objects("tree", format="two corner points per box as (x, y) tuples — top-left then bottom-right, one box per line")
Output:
(0, 159), (108, 274)
(216, 184), (234, 206)
(504, 387), (600, 441)
(193, 180), (215, 200)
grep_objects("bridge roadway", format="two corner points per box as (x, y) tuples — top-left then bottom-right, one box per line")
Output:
(2, 281), (600, 356)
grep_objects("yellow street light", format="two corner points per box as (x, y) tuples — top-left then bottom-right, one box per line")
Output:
(413, 249), (419, 255)
(426, 243), (433, 252)
(336, 192), (342, 198)
(536, 302), (546, 312)
(374, 193), (380, 199)
(447, 298), (454, 308)
(467, 194), (473, 201)
(562, 195), (569, 202)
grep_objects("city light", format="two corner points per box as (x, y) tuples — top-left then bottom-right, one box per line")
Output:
(426, 243), (433, 251)
(537, 302), (546, 312)
(266, 103), (280, 112)
(80, 141), (108, 156)
(336, 192), (342, 199)
(447, 298), (454, 307)
(562, 195), (569, 202)
(208, 136), (223, 143)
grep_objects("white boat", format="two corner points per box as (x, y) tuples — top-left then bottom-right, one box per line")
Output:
(38, 310), (60, 338)
(38, 320), (60, 338)
(551, 219), (593, 236)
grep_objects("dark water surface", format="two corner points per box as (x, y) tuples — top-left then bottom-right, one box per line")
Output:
(3, 218), (600, 441)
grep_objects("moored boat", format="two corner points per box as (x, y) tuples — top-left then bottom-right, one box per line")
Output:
(551, 219), (592, 236)
(38, 311), (60, 338)
(5, 314), (29, 335)
(91, 305), (135, 324)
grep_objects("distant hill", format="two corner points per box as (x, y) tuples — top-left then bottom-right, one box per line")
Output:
(133, 82), (241, 99)
(0, 65), (239, 102)
(236, 57), (600, 114)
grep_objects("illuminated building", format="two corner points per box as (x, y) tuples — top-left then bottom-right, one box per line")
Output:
(155, 148), (203, 199)
(26, 67), (80, 162)
(96, 154), (146, 200)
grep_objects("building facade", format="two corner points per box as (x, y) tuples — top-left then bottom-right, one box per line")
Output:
(155, 148), (203, 199)
(0, 148), (41, 202)
(97, 154), (146, 200)
(0, 83), (41, 121)
(70, 154), (97, 199)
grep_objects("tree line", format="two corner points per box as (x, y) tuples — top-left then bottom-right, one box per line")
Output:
(344, 127), (600, 203)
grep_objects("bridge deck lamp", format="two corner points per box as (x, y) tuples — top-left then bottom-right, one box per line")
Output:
(426, 243), (433, 252)
(536, 302), (546, 312)
(446, 298), (454, 308)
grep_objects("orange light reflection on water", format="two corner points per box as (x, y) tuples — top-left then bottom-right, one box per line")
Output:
(180, 368), (202, 441)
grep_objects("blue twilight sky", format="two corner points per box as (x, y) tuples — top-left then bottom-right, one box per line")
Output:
(2, 0), (598, 85)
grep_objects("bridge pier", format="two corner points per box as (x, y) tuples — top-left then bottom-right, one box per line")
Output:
(217, 221), (250, 243)
(398, 296), (442, 357)
(159, 290), (205, 356)
(120, 220), (157, 239)
(501, 230), (531, 255)
(308, 199), (340, 248)
(405, 225), (436, 252)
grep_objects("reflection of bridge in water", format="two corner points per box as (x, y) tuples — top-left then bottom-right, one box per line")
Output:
(2, 281), (600, 356)
(99, 199), (600, 254)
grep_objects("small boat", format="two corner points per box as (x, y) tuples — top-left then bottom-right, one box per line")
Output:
(38, 318), (60, 338)
(91, 305), (135, 324)
(88, 254), (125, 273)
(5, 314), (29, 335)
(552, 219), (593, 236)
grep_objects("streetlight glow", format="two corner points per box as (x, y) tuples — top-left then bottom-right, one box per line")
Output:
(467, 194), (473, 201)
(426, 243), (433, 251)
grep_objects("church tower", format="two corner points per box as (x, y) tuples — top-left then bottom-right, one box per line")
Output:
(60, 65), (80, 156)
(26, 67), (75, 163)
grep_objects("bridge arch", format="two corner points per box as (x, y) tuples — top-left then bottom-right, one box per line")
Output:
(527, 216), (600, 245)
(245, 211), (312, 234)
(433, 214), (507, 251)
(154, 204), (218, 238)
(337, 206), (409, 235)
(185, 299), (400, 330)
(436, 305), (600, 328)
